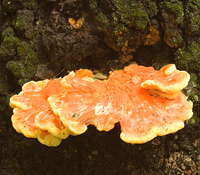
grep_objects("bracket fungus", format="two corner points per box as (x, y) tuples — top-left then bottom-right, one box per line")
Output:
(10, 64), (193, 146)
(10, 78), (69, 146)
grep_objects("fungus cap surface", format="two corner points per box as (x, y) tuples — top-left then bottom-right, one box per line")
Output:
(10, 78), (67, 146)
(48, 64), (193, 144)
(10, 70), (94, 146)
(141, 64), (190, 99)
(10, 64), (193, 146)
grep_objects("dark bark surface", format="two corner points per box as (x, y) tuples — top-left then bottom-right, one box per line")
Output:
(0, 0), (200, 174)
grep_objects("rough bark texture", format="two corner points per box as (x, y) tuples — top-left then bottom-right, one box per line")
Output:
(0, 0), (200, 174)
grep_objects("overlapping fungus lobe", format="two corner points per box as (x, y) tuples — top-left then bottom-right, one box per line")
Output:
(49, 75), (117, 133)
(141, 64), (190, 93)
(10, 78), (68, 145)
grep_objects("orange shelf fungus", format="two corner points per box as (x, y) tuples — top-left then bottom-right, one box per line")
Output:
(10, 78), (69, 146)
(141, 64), (190, 99)
(10, 64), (193, 146)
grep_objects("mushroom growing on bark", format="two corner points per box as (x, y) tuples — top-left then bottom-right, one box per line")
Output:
(49, 64), (193, 144)
(10, 64), (193, 146)
(10, 69), (94, 146)
(10, 78), (68, 146)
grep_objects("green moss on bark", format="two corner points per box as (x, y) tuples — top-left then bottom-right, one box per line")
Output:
(112, 0), (158, 30)
(0, 27), (20, 61)
(183, 73), (200, 102)
(91, 0), (158, 33)
(13, 10), (34, 31)
(175, 42), (200, 102)
(95, 12), (110, 31)
(17, 42), (39, 63)
(160, 0), (184, 47)
(90, 0), (158, 62)
(6, 41), (39, 86)
(1, 32), (39, 86)
(6, 60), (36, 86)
(160, 0), (184, 24)
(185, 1), (200, 35)
(175, 42), (200, 71)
